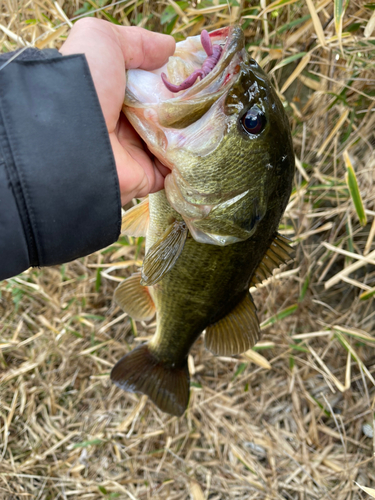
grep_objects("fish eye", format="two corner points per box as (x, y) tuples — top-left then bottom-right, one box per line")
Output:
(241, 106), (266, 135)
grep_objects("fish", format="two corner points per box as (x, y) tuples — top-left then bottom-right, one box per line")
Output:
(110, 26), (295, 416)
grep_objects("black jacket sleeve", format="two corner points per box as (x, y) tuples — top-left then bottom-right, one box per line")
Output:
(0, 48), (121, 281)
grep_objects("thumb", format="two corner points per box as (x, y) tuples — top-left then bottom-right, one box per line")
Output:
(111, 25), (176, 70)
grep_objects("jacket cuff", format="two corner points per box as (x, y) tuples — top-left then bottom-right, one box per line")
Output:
(0, 51), (121, 280)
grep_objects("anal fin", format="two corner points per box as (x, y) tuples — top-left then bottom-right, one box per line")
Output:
(111, 343), (190, 417)
(114, 272), (156, 321)
(251, 233), (294, 287)
(205, 293), (260, 356)
(121, 198), (149, 237)
(141, 220), (188, 286)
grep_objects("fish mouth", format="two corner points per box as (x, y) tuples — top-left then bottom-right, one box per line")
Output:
(123, 26), (259, 246)
(162, 26), (244, 99)
(124, 26), (246, 129)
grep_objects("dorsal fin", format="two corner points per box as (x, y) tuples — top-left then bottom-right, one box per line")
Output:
(250, 233), (294, 287)
(205, 293), (260, 356)
(114, 272), (156, 321)
(121, 198), (149, 237)
(141, 220), (188, 286)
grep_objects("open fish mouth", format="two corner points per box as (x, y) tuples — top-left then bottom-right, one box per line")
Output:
(124, 26), (244, 109)
(123, 26), (267, 246)
(161, 29), (224, 93)
(124, 25), (245, 128)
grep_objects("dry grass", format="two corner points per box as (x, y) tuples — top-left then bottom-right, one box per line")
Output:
(1, 0), (375, 498)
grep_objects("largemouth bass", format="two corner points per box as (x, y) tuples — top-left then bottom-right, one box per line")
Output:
(111, 26), (295, 416)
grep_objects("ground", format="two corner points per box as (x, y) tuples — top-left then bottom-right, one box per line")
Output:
(0, 1), (375, 499)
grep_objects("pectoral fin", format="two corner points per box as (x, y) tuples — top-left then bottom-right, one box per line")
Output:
(114, 272), (156, 321)
(251, 233), (294, 286)
(205, 293), (260, 356)
(121, 198), (149, 237)
(141, 221), (188, 286)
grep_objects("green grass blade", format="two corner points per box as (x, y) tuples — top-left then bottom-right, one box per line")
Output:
(334, 0), (349, 50)
(271, 52), (307, 72)
(344, 151), (367, 226)
(72, 438), (103, 448)
(260, 304), (298, 329)
(359, 287), (375, 301)
(299, 272), (310, 301)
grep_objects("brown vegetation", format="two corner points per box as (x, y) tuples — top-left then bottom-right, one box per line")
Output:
(1, 0), (375, 498)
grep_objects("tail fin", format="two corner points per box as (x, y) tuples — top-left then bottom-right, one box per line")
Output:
(110, 344), (190, 417)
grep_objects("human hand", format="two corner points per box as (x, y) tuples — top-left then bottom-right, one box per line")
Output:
(60, 18), (175, 206)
